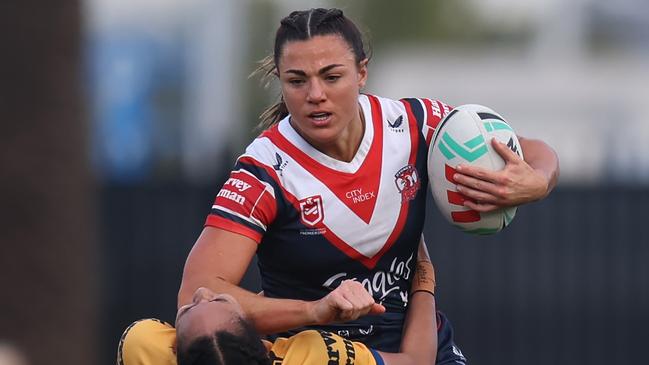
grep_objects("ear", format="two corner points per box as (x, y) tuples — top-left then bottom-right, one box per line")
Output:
(357, 58), (369, 89)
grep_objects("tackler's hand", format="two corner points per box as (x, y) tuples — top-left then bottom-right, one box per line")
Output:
(308, 280), (385, 325)
(452, 138), (549, 212)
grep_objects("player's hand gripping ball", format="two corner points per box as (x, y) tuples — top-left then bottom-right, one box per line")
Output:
(427, 105), (523, 235)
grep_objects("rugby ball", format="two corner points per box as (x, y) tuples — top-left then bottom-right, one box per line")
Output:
(427, 104), (523, 235)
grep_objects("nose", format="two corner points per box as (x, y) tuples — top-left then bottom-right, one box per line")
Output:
(306, 79), (326, 103)
(192, 287), (215, 303)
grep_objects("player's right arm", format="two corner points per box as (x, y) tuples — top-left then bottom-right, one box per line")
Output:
(178, 230), (384, 334)
(179, 153), (384, 334)
(178, 226), (308, 333)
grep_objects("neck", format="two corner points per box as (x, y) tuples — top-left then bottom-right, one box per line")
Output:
(292, 106), (365, 163)
(324, 111), (365, 162)
(325, 108), (365, 162)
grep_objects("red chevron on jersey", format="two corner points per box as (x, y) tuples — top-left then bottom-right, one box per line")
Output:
(231, 94), (419, 269)
(261, 97), (384, 225)
(234, 155), (378, 267)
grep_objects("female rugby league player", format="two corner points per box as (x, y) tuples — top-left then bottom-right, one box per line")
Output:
(119, 7), (559, 365)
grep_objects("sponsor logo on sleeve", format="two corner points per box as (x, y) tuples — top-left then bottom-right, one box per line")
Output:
(438, 101), (451, 116)
(430, 101), (442, 118)
(214, 171), (265, 215)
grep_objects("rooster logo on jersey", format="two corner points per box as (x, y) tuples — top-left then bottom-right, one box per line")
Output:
(299, 195), (324, 226)
(395, 165), (420, 202)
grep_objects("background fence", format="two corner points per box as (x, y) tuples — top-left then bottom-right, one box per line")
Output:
(101, 184), (648, 365)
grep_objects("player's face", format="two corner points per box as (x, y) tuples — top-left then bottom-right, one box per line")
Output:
(175, 287), (245, 341)
(277, 34), (367, 159)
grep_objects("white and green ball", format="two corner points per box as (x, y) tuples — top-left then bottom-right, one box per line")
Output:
(427, 104), (523, 235)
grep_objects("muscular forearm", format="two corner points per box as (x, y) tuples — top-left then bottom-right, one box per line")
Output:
(398, 286), (437, 364)
(179, 263), (385, 335)
(179, 276), (315, 334)
(379, 240), (437, 365)
(519, 136), (560, 198)
(399, 241), (438, 364)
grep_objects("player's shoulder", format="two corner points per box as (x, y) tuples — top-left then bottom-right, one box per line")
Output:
(282, 330), (381, 365)
(272, 330), (339, 355)
(120, 318), (174, 339)
(400, 97), (452, 118)
(365, 93), (449, 107)
(363, 93), (406, 113)
(287, 329), (325, 345)
(227, 125), (288, 184)
(117, 319), (176, 365)
(361, 94), (412, 132)
(240, 126), (282, 165)
(364, 94), (452, 124)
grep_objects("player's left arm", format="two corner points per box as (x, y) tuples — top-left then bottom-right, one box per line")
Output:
(452, 136), (559, 212)
(377, 238), (437, 365)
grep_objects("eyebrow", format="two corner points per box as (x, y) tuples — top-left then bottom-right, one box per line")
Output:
(284, 64), (345, 76)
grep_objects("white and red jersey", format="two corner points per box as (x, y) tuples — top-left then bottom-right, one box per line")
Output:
(206, 94), (451, 352)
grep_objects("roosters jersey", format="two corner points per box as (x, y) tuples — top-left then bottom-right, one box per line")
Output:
(207, 94), (451, 352)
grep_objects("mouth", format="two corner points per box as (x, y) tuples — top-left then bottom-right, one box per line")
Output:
(308, 111), (332, 125)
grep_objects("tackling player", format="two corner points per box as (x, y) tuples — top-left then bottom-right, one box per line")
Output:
(119, 244), (441, 364)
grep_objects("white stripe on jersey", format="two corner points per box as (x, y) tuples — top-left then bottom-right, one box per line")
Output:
(212, 204), (268, 231)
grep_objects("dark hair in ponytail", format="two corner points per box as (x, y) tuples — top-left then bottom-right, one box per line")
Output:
(254, 8), (370, 130)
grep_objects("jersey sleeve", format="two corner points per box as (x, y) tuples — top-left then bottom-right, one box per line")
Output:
(401, 98), (453, 148)
(205, 160), (278, 244)
(117, 319), (177, 365)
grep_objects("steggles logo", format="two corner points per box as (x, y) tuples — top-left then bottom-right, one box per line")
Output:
(322, 253), (414, 307)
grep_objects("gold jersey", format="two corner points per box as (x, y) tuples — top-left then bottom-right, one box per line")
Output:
(118, 319), (382, 365)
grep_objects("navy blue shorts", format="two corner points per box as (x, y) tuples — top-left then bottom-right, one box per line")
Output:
(436, 311), (467, 364)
